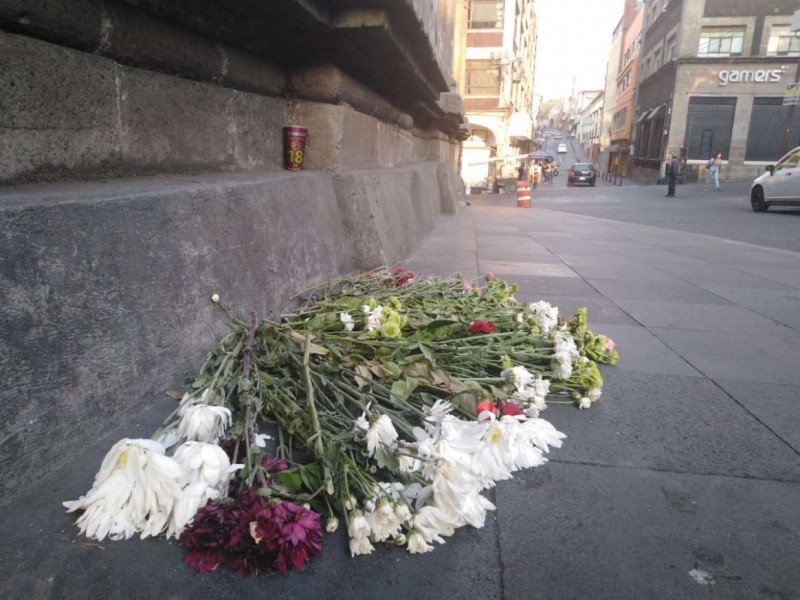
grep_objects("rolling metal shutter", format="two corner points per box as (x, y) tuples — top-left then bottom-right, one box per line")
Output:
(745, 97), (800, 161)
(685, 97), (736, 159)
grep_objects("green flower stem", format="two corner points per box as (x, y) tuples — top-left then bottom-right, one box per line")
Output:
(302, 333), (334, 496)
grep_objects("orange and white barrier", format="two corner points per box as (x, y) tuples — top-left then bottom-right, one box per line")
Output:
(516, 181), (531, 208)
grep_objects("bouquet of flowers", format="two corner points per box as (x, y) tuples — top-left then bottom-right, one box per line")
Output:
(64, 268), (619, 575)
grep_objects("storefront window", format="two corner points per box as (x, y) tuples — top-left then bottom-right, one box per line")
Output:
(466, 60), (501, 95)
(767, 26), (800, 57)
(745, 98), (800, 161)
(684, 97), (736, 159)
(698, 28), (744, 57)
(468, 0), (504, 30)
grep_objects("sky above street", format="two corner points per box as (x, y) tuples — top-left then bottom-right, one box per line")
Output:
(534, 0), (626, 100)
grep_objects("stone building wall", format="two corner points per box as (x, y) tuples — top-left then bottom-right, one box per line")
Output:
(0, 0), (467, 503)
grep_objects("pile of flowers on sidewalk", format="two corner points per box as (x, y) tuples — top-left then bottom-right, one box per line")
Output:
(64, 268), (619, 575)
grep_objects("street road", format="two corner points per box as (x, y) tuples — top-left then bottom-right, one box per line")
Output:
(513, 132), (800, 253)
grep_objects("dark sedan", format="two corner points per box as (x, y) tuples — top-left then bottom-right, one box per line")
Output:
(567, 163), (597, 186)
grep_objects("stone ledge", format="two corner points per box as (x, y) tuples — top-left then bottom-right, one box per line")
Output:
(0, 165), (461, 503)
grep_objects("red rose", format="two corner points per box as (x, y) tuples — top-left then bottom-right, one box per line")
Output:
(498, 401), (524, 417)
(475, 401), (496, 420)
(469, 320), (495, 334)
(392, 268), (415, 287)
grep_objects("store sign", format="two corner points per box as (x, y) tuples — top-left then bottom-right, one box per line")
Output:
(718, 66), (787, 86)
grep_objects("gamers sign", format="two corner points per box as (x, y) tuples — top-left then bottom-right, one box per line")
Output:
(718, 66), (787, 86)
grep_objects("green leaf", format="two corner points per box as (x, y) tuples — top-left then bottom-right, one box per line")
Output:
(275, 471), (303, 493)
(299, 464), (321, 491)
(412, 319), (465, 342)
(417, 343), (435, 362)
(374, 447), (400, 472)
(390, 377), (419, 402)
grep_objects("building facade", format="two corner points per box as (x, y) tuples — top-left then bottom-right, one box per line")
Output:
(459, 0), (538, 186)
(631, 0), (800, 183)
(599, 17), (624, 173)
(577, 92), (605, 162)
(608, 0), (644, 176)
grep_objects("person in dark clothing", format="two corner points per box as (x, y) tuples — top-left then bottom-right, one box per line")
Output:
(517, 161), (526, 181)
(664, 154), (679, 197)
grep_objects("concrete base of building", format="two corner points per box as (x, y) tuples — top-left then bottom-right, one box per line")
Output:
(0, 164), (464, 503)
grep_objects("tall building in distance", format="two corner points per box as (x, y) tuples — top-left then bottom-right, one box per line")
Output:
(456, 0), (538, 187)
(631, 0), (800, 183)
(608, 0), (644, 176)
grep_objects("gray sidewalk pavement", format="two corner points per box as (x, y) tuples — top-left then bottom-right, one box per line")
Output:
(2, 193), (799, 599)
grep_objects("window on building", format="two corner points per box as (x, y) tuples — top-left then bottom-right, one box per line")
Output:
(653, 48), (662, 71)
(468, 0), (504, 29)
(465, 60), (501, 95)
(698, 27), (744, 57)
(766, 26), (800, 57)
(685, 97), (736, 159)
(745, 97), (800, 161)
(666, 34), (677, 61)
(613, 108), (628, 132)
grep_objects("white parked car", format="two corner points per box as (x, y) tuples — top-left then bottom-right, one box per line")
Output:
(557, 143), (567, 154)
(751, 146), (800, 212)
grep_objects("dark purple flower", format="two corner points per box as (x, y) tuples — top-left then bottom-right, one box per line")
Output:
(253, 501), (323, 574)
(180, 487), (271, 576)
(261, 455), (289, 474)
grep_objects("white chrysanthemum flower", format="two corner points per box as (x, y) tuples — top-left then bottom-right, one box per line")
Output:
(253, 433), (272, 448)
(366, 507), (402, 542)
(587, 388), (602, 402)
(529, 300), (559, 333)
(347, 510), (371, 540)
(176, 404), (232, 443)
(425, 399), (454, 424)
(516, 312), (524, 324)
(394, 502), (412, 522)
(63, 438), (183, 541)
(363, 305), (383, 332)
(471, 417), (515, 483)
(166, 481), (220, 539)
(515, 375), (550, 417)
(407, 530), (435, 554)
(519, 418), (567, 453)
(578, 396), (592, 409)
(551, 331), (579, 380)
(365, 414), (398, 456)
(376, 480), (406, 500)
(397, 454), (422, 473)
(349, 536), (375, 557)
(412, 505), (458, 544)
(340, 312), (355, 331)
(354, 411), (369, 432)
(172, 441), (239, 492)
(502, 365), (534, 394)
(522, 397), (547, 418)
(326, 516), (339, 533)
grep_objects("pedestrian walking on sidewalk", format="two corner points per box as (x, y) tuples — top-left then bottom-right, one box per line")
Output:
(664, 154), (679, 197)
(704, 152), (722, 191)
